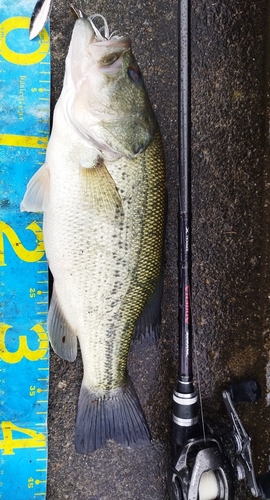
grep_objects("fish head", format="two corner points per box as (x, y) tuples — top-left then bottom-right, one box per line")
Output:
(63, 15), (158, 158)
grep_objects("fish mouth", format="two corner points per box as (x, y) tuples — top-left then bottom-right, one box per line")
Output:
(70, 8), (131, 68)
(69, 4), (86, 20)
(70, 5), (128, 44)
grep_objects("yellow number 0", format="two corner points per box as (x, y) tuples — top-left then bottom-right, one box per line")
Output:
(0, 17), (49, 65)
(0, 323), (48, 363)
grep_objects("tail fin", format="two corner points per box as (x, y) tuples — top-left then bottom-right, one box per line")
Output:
(75, 378), (151, 454)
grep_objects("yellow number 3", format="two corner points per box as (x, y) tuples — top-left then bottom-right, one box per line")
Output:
(0, 323), (48, 363)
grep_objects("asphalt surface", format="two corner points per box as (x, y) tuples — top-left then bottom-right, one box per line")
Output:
(46, 1), (270, 499)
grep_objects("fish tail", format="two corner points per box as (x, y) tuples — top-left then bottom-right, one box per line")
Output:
(75, 378), (151, 454)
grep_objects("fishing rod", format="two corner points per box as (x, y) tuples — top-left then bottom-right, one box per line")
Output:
(167, 1), (270, 499)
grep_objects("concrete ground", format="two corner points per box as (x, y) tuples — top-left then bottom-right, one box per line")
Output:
(47, 1), (270, 499)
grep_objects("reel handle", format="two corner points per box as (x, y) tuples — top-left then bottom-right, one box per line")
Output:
(257, 472), (270, 500)
(223, 379), (270, 499)
(228, 378), (261, 404)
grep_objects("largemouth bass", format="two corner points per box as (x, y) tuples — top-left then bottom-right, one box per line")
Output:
(21, 12), (166, 454)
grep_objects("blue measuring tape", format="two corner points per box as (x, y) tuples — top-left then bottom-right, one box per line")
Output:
(0, 3), (50, 499)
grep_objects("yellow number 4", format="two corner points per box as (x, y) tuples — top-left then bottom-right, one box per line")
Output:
(0, 422), (46, 455)
(0, 323), (48, 363)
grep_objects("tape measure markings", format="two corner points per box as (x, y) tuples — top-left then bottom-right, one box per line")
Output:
(0, 4), (50, 499)
(0, 135), (49, 148)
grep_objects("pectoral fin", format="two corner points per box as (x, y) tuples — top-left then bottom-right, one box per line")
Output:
(48, 288), (77, 362)
(80, 157), (123, 214)
(20, 162), (50, 213)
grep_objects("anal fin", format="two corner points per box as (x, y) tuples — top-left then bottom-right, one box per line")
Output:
(48, 288), (77, 361)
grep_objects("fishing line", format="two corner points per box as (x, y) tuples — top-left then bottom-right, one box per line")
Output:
(178, 155), (207, 443)
(181, 223), (206, 444)
(193, 317), (207, 443)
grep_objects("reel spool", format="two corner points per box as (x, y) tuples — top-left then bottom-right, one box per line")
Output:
(167, 437), (234, 500)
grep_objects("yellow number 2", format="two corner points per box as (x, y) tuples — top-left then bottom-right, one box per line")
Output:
(0, 323), (48, 363)
(0, 421), (46, 455)
(0, 221), (45, 266)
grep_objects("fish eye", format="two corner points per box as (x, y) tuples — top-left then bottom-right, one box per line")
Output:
(128, 66), (141, 82)
(100, 53), (119, 66)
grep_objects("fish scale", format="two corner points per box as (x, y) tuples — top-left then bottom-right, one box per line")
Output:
(0, 2), (50, 498)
